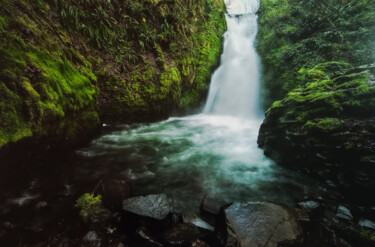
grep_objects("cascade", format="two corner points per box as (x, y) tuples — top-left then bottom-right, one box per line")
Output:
(204, 0), (261, 118)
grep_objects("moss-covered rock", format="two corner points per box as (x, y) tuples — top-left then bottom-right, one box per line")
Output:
(0, 0), (226, 149)
(0, 2), (100, 149)
(258, 64), (375, 196)
(257, 0), (375, 108)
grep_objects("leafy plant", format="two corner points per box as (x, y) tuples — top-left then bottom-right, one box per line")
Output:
(75, 193), (109, 222)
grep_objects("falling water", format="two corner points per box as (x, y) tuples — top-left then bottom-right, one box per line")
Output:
(70, 0), (313, 211)
(204, 0), (261, 118)
(0, 0), (314, 220)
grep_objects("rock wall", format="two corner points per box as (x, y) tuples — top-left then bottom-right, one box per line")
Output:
(256, 0), (375, 200)
(0, 0), (226, 150)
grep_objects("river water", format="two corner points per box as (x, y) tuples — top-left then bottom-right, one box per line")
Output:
(0, 0), (315, 245)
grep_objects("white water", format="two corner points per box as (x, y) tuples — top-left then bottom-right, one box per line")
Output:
(76, 0), (312, 211)
(204, 0), (261, 118)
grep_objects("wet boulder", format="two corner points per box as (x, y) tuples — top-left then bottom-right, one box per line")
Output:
(223, 202), (303, 247)
(122, 194), (172, 220)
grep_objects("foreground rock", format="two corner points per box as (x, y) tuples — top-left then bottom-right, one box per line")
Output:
(122, 194), (171, 220)
(224, 202), (303, 247)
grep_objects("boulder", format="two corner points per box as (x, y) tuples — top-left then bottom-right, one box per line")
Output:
(224, 202), (303, 247)
(122, 194), (171, 220)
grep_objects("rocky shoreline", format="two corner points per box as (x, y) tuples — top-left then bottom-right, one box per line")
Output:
(71, 181), (375, 247)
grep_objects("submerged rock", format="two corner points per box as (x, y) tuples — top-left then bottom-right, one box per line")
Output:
(224, 202), (303, 247)
(122, 194), (171, 220)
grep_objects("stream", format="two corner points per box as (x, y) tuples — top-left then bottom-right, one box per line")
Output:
(0, 0), (318, 246)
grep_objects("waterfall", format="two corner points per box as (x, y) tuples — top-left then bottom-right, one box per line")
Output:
(204, 0), (261, 118)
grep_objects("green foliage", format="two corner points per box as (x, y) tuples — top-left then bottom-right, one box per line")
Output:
(0, 6), (99, 148)
(304, 118), (343, 131)
(75, 193), (109, 222)
(257, 0), (375, 107)
(265, 64), (375, 134)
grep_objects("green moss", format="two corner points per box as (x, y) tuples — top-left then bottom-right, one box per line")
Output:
(0, 9), (99, 148)
(257, 0), (375, 107)
(304, 118), (342, 131)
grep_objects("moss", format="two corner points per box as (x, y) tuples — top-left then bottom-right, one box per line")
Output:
(265, 63), (375, 134)
(304, 118), (343, 131)
(0, 8), (99, 148)
(257, 0), (375, 107)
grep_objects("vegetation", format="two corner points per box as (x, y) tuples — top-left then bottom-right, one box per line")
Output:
(75, 193), (109, 222)
(257, 0), (375, 108)
(0, 0), (226, 148)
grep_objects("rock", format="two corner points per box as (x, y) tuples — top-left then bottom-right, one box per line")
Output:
(359, 219), (375, 230)
(122, 194), (171, 220)
(162, 223), (210, 246)
(298, 200), (320, 211)
(224, 202), (303, 247)
(201, 197), (226, 215)
(98, 177), (131, 209)
(182, 212), (214, 231)
(82, 231), (101, 247)
(336, 206), (353, 221)
(135, 227), (164, 247)
(191, 239), (210, 247)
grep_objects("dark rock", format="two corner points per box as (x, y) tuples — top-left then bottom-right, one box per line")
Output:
(135, 227), (164, 247)
(298, 200), (320, 211)
(162, 223), (210, 246)
(201, 197), (226, 215)
(82, 231), (101, 247)
(122, 194), (171, 220)
(224, 202), (303, 247)
(182, 212), (214, 231)
(191, 239), (210, 247)
(98, 177), (131, 209)
(359, 219), (375, 230)
(336, 206), (353, 221)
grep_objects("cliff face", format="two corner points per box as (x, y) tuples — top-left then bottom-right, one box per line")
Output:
(0, 0), (226, 149)
(257, 0), (375, 194)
